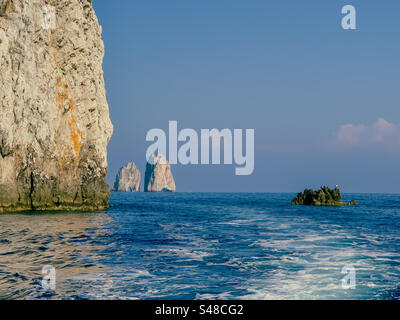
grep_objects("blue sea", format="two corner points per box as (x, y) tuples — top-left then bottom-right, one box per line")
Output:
(0, 193), (399, 300)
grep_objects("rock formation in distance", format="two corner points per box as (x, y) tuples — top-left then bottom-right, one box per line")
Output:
(144, 154), (176, 192)
(291, 186), (358, 206)
(113, 162), (141, 192)
(0, 0), (113, 212)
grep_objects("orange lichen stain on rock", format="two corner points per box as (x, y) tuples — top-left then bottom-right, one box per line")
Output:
(57, 156), (63, 169)
(5, 0), (13, 14)
(53, 53), (84, 164)
(55, 77), (74, 112)
(56, 76), (63, 87)
(56, 117), (83, 168)
(67, 98), (75, 111)
(68, 114), (83, 158)
(11, 60), (18, 73)
(53, 52), (61, 69)
(55, 76), (69, 110)
(56, 91), (69, 109)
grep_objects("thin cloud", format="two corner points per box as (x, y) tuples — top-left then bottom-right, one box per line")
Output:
(371, 118), (397, 142)
(336, 118), (399, 146)
(337, 123), (366, 145)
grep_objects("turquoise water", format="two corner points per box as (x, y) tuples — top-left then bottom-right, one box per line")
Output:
(0, 193), (399, 300)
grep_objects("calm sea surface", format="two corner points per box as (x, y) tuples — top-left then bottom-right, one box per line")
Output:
(0, 193), (399, 300)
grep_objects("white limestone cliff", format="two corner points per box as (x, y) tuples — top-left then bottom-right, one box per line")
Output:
(144, 154), (176, 192)
(0, 0), (113, 212)
(113, 162), (141, 192)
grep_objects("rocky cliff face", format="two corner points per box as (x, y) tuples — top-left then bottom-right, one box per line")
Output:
(144, 154), (176, 192)
(0, 0), (113, 212)
(113, 162), (141, 192)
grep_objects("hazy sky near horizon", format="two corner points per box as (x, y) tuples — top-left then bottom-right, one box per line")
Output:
(94, 0), (400, 193)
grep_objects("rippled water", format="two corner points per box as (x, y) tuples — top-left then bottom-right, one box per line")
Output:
(0, 193), (399, 300)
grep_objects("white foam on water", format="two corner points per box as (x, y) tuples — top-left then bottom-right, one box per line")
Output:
(144, 247), (214, 261)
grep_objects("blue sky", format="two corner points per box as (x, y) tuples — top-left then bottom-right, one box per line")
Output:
(93, 0), (400, 193)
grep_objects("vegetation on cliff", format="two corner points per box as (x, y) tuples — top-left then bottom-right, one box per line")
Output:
(291, 186), (358, 206)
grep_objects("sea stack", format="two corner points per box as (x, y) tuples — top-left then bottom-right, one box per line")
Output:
(113, 162), (141, 192)
(144, 154), (176, 192)
(291, 186), (358, 206)
(0, 0), (113, 212)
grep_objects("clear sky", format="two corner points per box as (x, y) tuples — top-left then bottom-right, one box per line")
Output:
(93, 0), (400, 193)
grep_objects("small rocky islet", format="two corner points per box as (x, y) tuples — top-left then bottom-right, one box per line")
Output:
(144, 154), (176, 192)
(113, 154), (176, 193)
(112, 162), (141, 192)
(291, 186), (358, 206)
